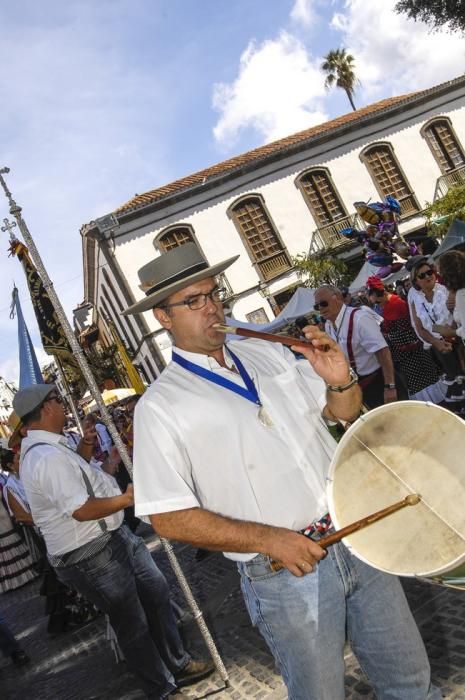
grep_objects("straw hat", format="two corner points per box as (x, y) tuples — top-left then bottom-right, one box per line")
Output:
(123, 243), (239, 315)
(7, 410), (23, 449)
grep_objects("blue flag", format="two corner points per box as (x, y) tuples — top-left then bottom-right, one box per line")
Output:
(10, 286), (43, 388)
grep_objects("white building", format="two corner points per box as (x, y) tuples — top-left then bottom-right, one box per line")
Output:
(0, 377), (16, 440)
(41, 359), (67, 398)
(80, 75), (465, 369)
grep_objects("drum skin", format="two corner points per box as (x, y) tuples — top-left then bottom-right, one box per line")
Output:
(327, 401), (465, 578)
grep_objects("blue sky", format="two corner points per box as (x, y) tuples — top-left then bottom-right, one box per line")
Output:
(1, 0), (464, 384)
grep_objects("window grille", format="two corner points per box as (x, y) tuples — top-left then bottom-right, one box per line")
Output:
(424, 119), (465, 173)
(298, 169), (346, 226)
(229, 196), (291, 280)
(361, 144), (419, 216)
(158, 227), (194, 252)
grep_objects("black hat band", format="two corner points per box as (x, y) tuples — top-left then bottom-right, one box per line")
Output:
(144, 261), (209, 297)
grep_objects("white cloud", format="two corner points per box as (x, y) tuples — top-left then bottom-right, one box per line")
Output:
(212, 0), (465, 153)
(329, 0), (465, 100)
(290, 0), (317, 28)
(212, 32), (327, 148)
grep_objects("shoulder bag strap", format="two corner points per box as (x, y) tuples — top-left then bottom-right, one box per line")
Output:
(346, 308), (360, 373)
(21, 442), (107, 533)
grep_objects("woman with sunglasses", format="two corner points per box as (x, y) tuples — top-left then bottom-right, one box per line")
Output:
(366, 276), (444, 404)
(408, 260), (463, 410)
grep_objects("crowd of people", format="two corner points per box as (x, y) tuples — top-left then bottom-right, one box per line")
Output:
(310, 249), (465, 419)
(2, 241), (465, 699)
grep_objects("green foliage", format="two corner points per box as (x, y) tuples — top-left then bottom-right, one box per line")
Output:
(293, 253), (349, 288)
(424, 184), (465, 236)
(321, 48), (358, 111)
(395, 0), (465, 34)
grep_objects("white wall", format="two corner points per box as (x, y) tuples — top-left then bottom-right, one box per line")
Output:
(0, 379), (16, 425)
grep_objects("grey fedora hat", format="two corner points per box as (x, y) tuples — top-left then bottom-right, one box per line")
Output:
(123, 242), (239, 315)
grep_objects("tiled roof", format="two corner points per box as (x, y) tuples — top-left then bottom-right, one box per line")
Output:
(115, 77), (464, 215)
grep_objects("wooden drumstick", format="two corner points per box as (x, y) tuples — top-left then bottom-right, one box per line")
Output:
(213, 323), (331, 352)
(270, 494), (421, 573)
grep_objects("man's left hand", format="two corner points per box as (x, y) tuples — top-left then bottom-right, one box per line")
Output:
(82, 424), (97, 444)
(292, 325), (352, 386)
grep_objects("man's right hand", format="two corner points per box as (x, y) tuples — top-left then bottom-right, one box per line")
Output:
(265, 528), (326, 577)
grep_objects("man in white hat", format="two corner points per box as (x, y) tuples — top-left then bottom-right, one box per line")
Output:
(15, 383), (213, 699)
(128, 243), (439, 700)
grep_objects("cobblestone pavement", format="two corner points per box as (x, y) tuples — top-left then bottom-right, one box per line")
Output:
(2, 529), (465, 700)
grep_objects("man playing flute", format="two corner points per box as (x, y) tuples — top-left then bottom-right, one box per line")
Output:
(124, 243), (439, 700)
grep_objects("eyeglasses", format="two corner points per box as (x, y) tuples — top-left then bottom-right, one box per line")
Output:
(314, 300), (329, 310)
(43, 394), (63, 405)
(416, 269), (435, 280)
(162, 287), (226, 311)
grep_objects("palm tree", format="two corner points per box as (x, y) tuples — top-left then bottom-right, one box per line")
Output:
(321, 48), (358, 111)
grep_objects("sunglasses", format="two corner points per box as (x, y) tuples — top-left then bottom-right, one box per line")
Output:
(43, 394), (64, 405)
(314, 300), (329, 310)
(416, 269), (435, 280)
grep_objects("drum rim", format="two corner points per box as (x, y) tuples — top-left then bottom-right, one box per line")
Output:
(327, 400), (465, 578)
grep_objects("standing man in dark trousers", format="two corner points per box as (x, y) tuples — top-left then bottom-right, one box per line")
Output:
(315, 284), (398, 408)
(15, 384), (213, 700)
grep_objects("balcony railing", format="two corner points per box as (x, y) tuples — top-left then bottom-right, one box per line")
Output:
(433, 166), (465, 201)
(310, 213), (366, 253)
(397, 193), (420, 218)
(217, 272), (234, 298)
(256, 251), (292, 281)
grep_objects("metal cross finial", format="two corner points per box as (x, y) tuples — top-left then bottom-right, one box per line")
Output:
(1, 217), (17, 240)
(0, 166), (22, 216)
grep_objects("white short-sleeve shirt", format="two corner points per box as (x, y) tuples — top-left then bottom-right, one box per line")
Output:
(408, 283), (452, 348)
(133, 339), (337, 561)
(454, 288), (465, 340)
(324, 305), (386, 376)
(20, 430), (123, 556)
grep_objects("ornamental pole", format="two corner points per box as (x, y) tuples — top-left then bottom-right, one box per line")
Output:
(0, 167), (229, 687)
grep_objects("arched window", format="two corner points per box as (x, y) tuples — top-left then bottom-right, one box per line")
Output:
(421, 117), (465, 174)
(155, 223), (233, 293)
(228, 194), (291, 281)
(296, 168), (347, 226)
(156, 224), (198, 253)
(360, 143), (419, 217)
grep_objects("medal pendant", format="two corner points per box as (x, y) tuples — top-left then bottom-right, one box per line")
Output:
(258, 406), (273, 427)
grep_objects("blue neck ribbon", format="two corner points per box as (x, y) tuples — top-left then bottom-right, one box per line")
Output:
(171, 347), (261, 407)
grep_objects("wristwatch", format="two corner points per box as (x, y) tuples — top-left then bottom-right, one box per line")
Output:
(384, 383), (396, 389)
(326, 368), (358, 393)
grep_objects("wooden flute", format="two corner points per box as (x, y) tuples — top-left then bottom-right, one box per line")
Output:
(270, 494), (421, 572)
(213, 323), (331, 352)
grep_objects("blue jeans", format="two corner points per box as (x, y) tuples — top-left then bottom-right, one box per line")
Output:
(57, 526), (190, 699)
(238, 542), (441, 700)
